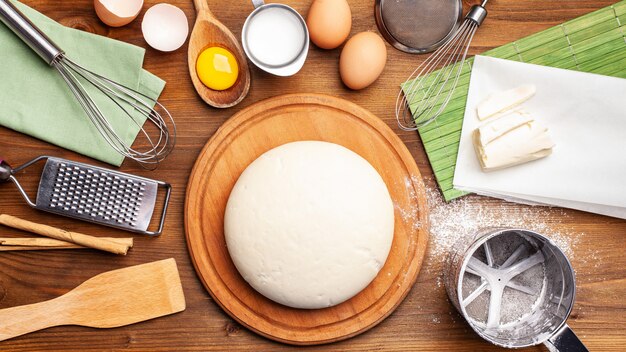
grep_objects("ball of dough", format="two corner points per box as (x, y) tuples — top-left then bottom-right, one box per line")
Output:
(224, 141), (394, 309)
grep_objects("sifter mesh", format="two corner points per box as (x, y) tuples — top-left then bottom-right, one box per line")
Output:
(375, 0), (462, 53)
(461, 234), (546, 328)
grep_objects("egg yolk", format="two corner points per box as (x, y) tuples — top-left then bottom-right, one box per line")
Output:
(196, 47), (239, 91)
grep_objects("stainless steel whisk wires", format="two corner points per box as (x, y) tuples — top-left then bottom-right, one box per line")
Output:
(0, 0), (175, 169)
(54, 56), (176, 168)
(396, 0), (489, 131)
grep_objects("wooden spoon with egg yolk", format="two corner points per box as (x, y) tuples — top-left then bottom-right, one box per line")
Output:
(188, 0), (250, 108)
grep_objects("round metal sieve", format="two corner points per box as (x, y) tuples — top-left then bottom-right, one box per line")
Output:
(375, 0), (462, 54)
(444, 228), (588, 351)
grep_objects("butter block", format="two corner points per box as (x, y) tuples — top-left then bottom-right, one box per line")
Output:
(473, 111), (555, 171)
(477, 85), (536, 121)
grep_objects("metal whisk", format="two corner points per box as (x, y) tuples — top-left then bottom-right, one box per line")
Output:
(0, 0), (175, 168)
(396, 0), (489, 130)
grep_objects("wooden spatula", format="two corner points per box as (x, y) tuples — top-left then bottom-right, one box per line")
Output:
(0, 258), (185, 341)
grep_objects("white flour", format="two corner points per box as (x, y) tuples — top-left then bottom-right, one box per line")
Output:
(396, 176), (589, 327)
(423, 181), (580, 260)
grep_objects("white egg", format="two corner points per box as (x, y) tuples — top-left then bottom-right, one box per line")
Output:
(94, 0), (143, 27)
(142, 3), (189, 52)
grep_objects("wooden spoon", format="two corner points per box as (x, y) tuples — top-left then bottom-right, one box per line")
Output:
(0, 258), (185, 341)
(188, 0), (251, 108)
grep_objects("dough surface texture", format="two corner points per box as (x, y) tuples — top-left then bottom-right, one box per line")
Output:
(224, 141), (394, 309)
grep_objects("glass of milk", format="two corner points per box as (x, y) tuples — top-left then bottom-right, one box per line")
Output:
(242, 0), (309, 76)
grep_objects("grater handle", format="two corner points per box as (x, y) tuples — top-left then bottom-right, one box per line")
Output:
(0, 158), (37, 207)
(0, 0), (63, 65)
(144, 181), (172, 236)
(544, 323), (588, 352)
(0, 159), (11, 183)
(2, 156), (49, 208)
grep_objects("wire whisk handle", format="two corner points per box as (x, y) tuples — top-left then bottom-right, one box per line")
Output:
(0, 0), (62, 64)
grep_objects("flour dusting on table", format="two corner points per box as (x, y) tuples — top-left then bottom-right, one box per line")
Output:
(394, 176), (582, 264)
(424, 184), (581, 261)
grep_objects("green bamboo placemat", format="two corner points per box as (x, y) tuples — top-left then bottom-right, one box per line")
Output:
(402, 0), (626, 201)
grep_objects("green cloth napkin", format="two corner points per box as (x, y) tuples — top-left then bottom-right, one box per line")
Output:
(0, 1), (166, 166)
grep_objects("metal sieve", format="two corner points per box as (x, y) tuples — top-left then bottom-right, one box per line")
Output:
(444, 228), (588, 351)
(375, 0), (462, 53)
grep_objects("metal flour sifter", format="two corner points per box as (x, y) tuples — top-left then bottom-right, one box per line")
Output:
(0, 156), (171, 236)
(444, 228), (588, 351)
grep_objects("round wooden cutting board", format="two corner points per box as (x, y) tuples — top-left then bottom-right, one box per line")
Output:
(184, 94), (429, 345)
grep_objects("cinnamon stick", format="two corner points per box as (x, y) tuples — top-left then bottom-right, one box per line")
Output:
(0, 237), (133, 251)
(0, 214), (133, 255)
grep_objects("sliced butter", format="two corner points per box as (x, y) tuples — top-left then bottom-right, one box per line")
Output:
(477, 84), (536, 121)
(473, 111), (555, 171)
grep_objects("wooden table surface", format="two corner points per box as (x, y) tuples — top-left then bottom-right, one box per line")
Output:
(1, 0), (625, 350)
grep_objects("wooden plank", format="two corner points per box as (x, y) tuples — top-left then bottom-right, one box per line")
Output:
(0, 0), (624, 351)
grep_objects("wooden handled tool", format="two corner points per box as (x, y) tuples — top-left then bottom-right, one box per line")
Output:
(0, 258), (186, 341)
(0, 214), (132, 255)
(0, 237), (133, 251)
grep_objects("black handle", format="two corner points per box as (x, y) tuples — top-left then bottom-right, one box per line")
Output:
(545, 324), (589, 352)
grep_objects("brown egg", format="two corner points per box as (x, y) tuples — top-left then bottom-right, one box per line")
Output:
(339, 32), (387, 90)
(306, 0), (351, 50)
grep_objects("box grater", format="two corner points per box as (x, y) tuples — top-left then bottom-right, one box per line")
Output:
(0, 156), (171, 236)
